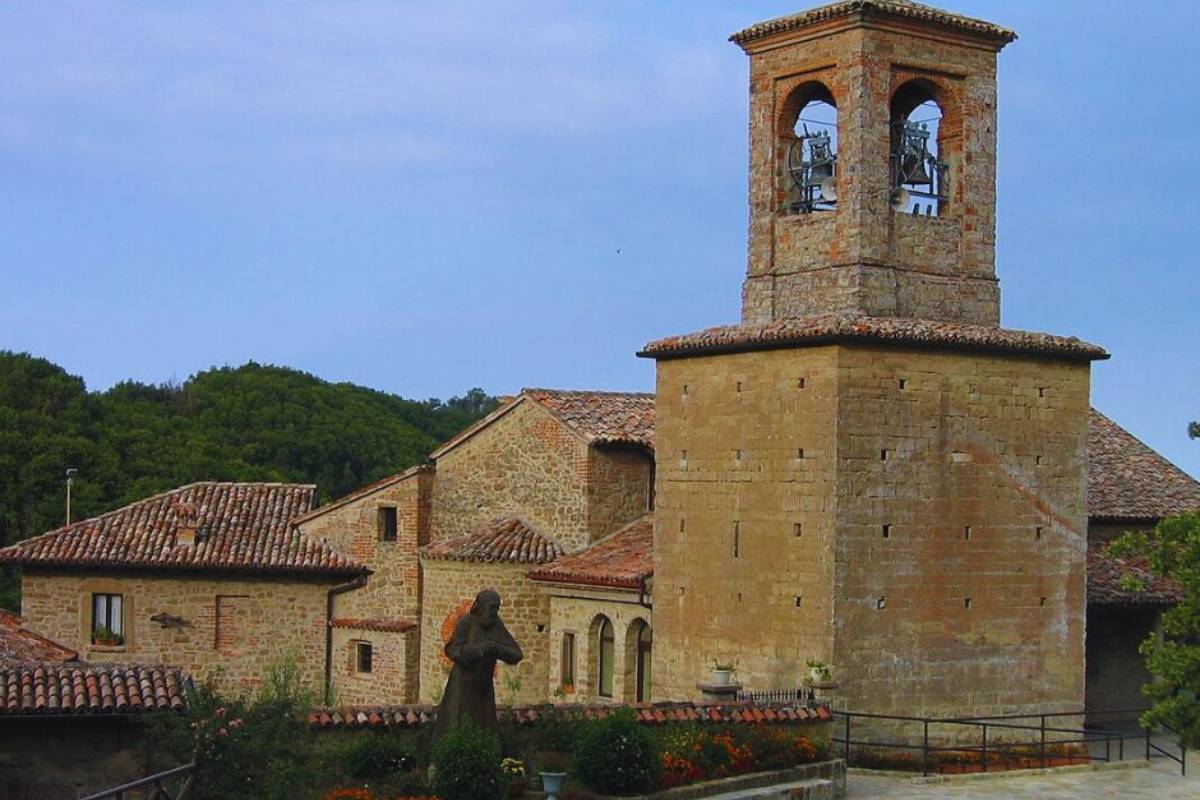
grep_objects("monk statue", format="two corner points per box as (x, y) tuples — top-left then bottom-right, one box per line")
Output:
(432, 588), (523, 742)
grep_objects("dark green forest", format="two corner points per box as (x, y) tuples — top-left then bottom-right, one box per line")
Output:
(0, 351), (497, 610)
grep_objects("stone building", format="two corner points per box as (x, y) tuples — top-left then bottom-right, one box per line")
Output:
(2, 0), (1197, 724)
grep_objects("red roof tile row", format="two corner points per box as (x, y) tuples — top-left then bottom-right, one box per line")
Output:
(528, 515), (653, 589)
(422, 516), (563, 565)
(1087, 544), (1181, 606)
(1088, 410), (1200, 521)
(330, 617), (419, 633)
(308, 701), (830, 729)
(0, 482), (365, 577)
(729, 1), (1017, 47)
(0, 610), (78, 666)
(524, 388), (656, 449)
(639, 314), (1107, 362)
(0, 664), (188, 715)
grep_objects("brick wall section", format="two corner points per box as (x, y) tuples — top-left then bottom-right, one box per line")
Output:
(330, 628), (413, 706)
(20, 569), (331, 696)
(431, 401), (593, 552)
(653, 347), (840, 699)
(831, 345), (1089, 717)
(740, 19), (1003, 326)
(544, 589), (652, 703)
(586, 447), (654, 544)
(653, 344), (1090, 719)
(418, 560), (551, 706)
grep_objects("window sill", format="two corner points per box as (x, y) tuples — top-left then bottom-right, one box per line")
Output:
(89, 643), (128, 654)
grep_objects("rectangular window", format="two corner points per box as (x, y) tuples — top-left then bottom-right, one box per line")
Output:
(92, 593), (123, 641)
(561, 632), (576, 689)
(356, 641), (373, 673)
(378, 506), (398, 542)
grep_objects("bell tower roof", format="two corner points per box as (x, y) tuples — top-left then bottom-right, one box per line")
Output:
(730, 0), (1017, 49)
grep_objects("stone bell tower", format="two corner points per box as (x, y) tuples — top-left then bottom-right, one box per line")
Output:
(642, 1), (1107, 720)
(739, 0), (1012, 326)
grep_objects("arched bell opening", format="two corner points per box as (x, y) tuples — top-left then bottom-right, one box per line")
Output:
(777, 81), (838, 214)
(889, 79), (949, 216)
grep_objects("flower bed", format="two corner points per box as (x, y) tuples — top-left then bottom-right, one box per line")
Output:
(848, 742), (1093, 774)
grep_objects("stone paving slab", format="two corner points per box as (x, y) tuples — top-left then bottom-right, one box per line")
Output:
(846, 759), (1199, 799)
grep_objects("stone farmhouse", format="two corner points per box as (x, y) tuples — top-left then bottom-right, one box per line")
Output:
(2, 0), (1199, 723)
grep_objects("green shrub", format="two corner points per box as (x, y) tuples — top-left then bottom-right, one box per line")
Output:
(572, 709), (660, 795)
(432, 721), (504, 800)
(344, 734), (416, 779)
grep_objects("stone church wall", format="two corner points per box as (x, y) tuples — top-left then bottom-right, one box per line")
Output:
(544, 589), (652, 704)
(418, 559), (550, 707)
(430, 401), (592, 551)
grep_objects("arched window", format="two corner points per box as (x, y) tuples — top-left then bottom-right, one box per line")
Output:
(635, 620), (652, 703)
(890, 79), (947, 216)
(778, 82), (838, 214)
(594, 615), (615, 698)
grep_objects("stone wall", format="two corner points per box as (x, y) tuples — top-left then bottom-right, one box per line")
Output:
(739, 17), (1004, 325)
(299, 469), (431, 625)
(1085, 605), (1159, 722)
(653, 346), (841, 698)
(20, 569), (332, 696)
(418, 559), (550, 706)
(430, 401), (592, 551)
(330, 627), (415, 705)
(586, 446), (654, 543)
(653, 343), (1091, 719)
(544, 587), (652, 703)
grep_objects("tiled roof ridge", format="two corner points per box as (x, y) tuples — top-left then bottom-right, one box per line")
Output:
(528, 513), (654, 590)
(421, 515), (563, 565)
(639, 313), (1107, 362)
(308, 700), (833, 729)
(0, 482), (364, 577)
(730, 0), (1017, 46)
(0, 662), (190, 715)
(523, 387), (655, 399)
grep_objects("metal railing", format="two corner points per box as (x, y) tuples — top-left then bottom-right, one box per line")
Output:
(78, 762), (195, 800)
(831, 707), (1186, 777)
(737, 687), (817, 704)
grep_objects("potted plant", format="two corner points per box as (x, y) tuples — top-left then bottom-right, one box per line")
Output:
(533, 751), (569, 800)
(501, 757), (528, 798)
(711, 658), (737, 686)
(805, 659), (832, 685)
(92, 626), (123, 647)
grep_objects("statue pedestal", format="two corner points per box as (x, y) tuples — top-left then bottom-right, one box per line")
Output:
(697, 682), (742, 702)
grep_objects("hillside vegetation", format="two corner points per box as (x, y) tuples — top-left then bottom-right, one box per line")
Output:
(0, 352), (497, 610)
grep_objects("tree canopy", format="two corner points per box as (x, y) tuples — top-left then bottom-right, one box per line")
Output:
(0, 352), (497, 610)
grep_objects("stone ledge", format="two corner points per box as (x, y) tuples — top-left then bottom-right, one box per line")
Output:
(566, 760), (846, 800)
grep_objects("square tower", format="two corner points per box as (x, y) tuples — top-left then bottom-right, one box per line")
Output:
(738, 1), (1015, 326)
(641, 1), (1109, 720)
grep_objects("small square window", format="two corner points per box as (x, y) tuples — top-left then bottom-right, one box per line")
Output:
(378, 507), (398, 542)
(1035, 526), (1044, 541)
(881, 449), (889, 461)
(793, 522), (803, 538)
(356, 641), (373, 673)
(882, 524), (892, 539)
(798, 377), (807, 390)
(964, 598), (972, 610)
(898, 378), (907, 390)
(876, 597), (887, 610)
(794, 596), (803, 608)
(964, 525), (972, 541)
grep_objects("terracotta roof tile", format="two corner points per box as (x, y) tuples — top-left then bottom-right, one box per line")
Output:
(330, 617), (418, 634)
(0, 663), (187, 715)
(639, 314), (1106, 362)
(0, 610), (78, 666)
(308, 700), (829, 729)
(422, 516), (562, 565)
(1088, 409), (1200, 521)
(292, 465), (432, 526)
(528, 515), (653, 589)
(730, 1), (1017, 47)
(1087, 543), (1181, 606)
(0, 482), (365, 577)
(524, 388), (655, 448)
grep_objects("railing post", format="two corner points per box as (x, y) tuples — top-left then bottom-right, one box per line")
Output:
(1145, 725), (1151, 762)
(844, 712), (851, 761)
(1182, 741), (1187, 777)
(982, 723), (988, 773)
(1040, 714), (1047, 768)
(1119, 733), (1124, 763)
(922, 719), (930, 777)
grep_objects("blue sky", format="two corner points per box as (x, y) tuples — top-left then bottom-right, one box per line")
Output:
(0, 1), (1196, 477)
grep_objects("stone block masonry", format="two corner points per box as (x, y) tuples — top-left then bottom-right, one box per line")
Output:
(652, 343), (1090, 719)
